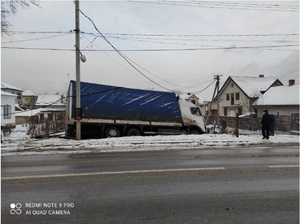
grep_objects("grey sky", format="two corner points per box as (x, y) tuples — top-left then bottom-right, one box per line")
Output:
(1, 1), (299, 98)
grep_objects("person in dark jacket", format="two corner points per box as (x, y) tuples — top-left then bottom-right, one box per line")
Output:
(261, 110), (271, 139)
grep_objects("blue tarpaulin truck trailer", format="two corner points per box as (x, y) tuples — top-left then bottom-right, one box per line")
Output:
(66, 80), (206, 138)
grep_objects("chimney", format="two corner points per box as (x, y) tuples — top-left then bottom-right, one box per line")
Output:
(259, 74), (264, 78)
(288, 79), (295, 86)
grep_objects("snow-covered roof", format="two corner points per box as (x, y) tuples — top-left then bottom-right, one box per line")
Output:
(15, 109), (42, 117)
(230, 76), (280, 98)
(23, 89), (36, 96)
(1, 91), (17, 97)
(15, 108), (65, 117)
(15, 104), (25, 112)
(1, 82), (23, 92)
(36, 95), (64, 106)
(255, 84), (299, 106)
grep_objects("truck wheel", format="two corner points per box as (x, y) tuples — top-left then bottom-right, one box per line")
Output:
(190, 128), (201, 135)
(105, 126), (121, 138)
(126, 128), (141, 136)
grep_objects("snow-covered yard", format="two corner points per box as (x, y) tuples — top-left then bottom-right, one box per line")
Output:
(1, 125), (299, 155)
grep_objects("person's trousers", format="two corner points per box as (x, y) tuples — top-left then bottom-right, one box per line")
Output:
(262, 127), (270, 139)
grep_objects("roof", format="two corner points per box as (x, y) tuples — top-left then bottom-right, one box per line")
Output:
(15, 104), (25, 112)
(23, 89), (36, 96)
(1, 82), (23, 92)
(255, 84), (299, 106)
(35, 95), (64, 106)
(1, 91), (17, 97)
(15, 108), (65, 117)
(219, 76), (282, 98)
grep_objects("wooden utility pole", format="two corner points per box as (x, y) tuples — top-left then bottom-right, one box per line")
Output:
(206, 75), (222, 129)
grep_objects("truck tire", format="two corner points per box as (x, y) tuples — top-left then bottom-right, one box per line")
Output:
(126, 128), (142, 136)
(105, 126), (121, 138)
(190, 128), (201, 135)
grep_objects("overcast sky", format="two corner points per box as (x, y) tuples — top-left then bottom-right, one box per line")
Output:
(1, 0), (299, 99)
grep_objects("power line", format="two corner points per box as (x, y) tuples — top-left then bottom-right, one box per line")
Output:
(83, 34), (186, 90)
(131, 1), (299, 12)
(1, 33), (71, 44)
(83, 33), (217, 91)
(2, 44), (298, 52)
(194, 79), (216, 95)
(78, 8), (176, 92)
(6, 30), (299, 37)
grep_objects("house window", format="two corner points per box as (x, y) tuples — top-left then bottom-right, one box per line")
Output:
(231, 94), (234, 105)
(226, 94), (230, 101)
(236, 93), (240, 100)
(191, 100), (196, 105)
(3, 105), (11, 119)
(231, 83), (234, 87)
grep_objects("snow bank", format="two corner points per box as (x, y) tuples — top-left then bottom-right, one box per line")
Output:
(1, 125), (299, 155)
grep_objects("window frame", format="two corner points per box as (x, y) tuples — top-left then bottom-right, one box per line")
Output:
(3, 105), (11, 119)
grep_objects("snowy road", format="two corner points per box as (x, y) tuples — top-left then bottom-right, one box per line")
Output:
(2, 146), (299, 223)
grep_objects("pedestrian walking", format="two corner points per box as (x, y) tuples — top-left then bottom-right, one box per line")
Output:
(261, 110), (271, 139)
(269, 114), (276, 136)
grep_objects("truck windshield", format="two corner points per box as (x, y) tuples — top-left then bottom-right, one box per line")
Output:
(190, 107), (201, 116)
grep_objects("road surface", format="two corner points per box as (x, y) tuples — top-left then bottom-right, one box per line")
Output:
(1, 146), (299, 224)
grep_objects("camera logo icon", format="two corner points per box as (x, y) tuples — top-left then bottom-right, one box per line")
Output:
(10, 203), (22, 215)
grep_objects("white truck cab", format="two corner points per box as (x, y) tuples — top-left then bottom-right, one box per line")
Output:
(178, 99), (206, 134)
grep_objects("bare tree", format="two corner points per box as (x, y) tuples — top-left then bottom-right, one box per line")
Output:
(1, 0), (39, 35)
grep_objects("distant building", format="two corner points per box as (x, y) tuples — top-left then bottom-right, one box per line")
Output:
(21, 90), (38, 109)
(254, 80), (299, 132)
(16, 108), (65, 125)
(1, 82), (23, 104)
(254, 80), (299, 116)
(35, 95), (66, 109)
(211, 75), (283, 117)
(1, 91), (17, 128)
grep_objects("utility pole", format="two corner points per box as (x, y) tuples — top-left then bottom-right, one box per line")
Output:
(75, 0), (81, 140)
(215, 74), (221, 126)
(206, 75), (222, 132)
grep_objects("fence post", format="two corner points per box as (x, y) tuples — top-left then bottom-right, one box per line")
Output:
(236, 113), (239, 137)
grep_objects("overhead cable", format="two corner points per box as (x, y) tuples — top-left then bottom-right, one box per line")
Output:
(2, 44), (298, 52)
(78, 8), (175, 92)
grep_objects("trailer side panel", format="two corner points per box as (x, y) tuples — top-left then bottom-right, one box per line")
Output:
(70, 81), (181, 123)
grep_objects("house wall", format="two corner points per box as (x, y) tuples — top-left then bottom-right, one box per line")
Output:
(2, 89), (22, 104)
(21, 96), (37, 108)
(1, 94), (16, 127)
(212, 80), (251, 117)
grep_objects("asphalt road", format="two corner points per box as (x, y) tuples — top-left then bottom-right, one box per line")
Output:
(1, 146), (299, 224)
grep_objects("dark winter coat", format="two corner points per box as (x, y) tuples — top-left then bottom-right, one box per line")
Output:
(261, 112), (271, 128)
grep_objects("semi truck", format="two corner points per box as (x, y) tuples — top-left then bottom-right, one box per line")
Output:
(66, 80), (206, 138)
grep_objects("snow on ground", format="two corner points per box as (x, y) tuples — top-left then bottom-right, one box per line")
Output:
(1, 125), (299, 156)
